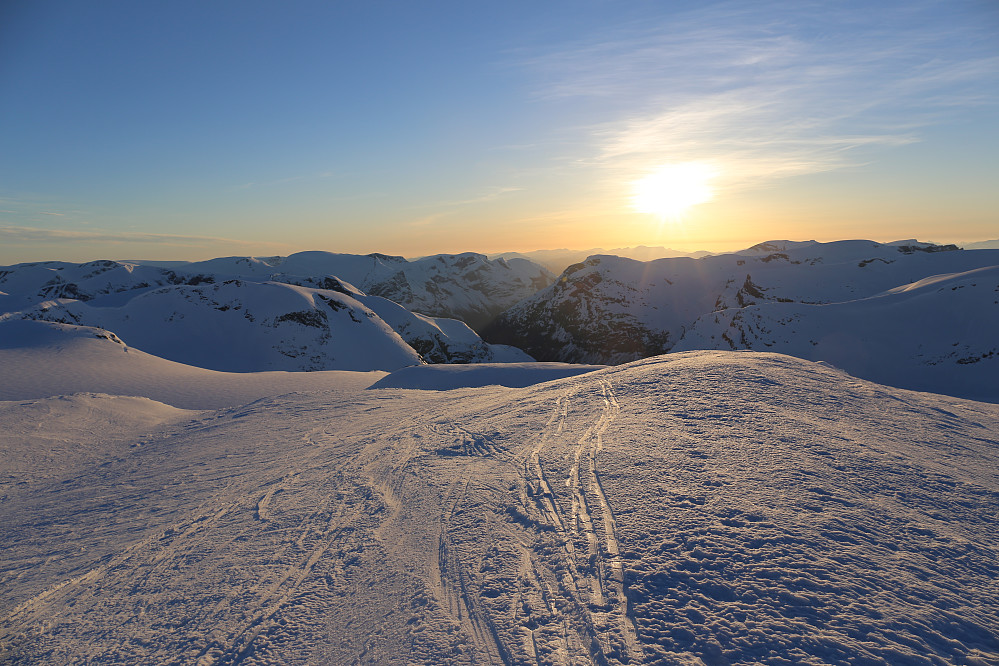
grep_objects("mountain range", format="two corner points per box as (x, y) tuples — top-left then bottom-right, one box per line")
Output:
(491, 245), (711, 273)
(0, 252), (548, 372)
(484, 240), (999, 401)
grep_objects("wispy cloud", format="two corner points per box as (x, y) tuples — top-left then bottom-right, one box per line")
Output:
(233, 170), (341, 191)
(0, 226), (288, 248)
(524, 1), (999, 192)
(442, 186), (523, 207)
(408, 186), (523, 226)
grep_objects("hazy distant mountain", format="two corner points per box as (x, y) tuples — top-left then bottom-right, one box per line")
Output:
(484, 240), (999, 400)
(961, 239), (999, 250)
(492, 245), (711, 273)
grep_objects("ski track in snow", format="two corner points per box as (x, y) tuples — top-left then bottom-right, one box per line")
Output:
(1, 352), (998, 664)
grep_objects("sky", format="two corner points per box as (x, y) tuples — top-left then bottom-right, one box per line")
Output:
(1, 0), (997, 263)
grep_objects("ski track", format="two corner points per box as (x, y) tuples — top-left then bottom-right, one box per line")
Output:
(2, 353), (999, 664)
(510, 381), (642, 664)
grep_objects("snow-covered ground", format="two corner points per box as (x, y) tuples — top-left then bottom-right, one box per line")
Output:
(371, 361), (607, 390)
(2, 349), (997, 664)
(0, 320), (387, 409)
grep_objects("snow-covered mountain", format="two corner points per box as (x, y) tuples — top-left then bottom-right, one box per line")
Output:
(0, 253), (541, 371)
(1, 351), (996, 664)
(485, 240), (999, 400)
(171, 250), (555, 331)
(4, 278), (529, 372)
(0, 253), (555, 332)
(0, 258), (219, 313)
(674, 265), (999, 402)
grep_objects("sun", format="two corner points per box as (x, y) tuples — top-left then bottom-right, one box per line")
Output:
(631, 162), (716, 219)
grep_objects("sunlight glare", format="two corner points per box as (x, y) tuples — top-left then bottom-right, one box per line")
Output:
(632, 163), (716, 219)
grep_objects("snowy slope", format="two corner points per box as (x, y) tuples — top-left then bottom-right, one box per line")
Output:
(0, 319), (386, 408)
(485, 240), (999, 398)
(1, 351), (997, 664)
(674, 266), (999, 402)
(7, 279), (424, 372)
(5, 276), (531, 371)
(0, 393), (197, 499)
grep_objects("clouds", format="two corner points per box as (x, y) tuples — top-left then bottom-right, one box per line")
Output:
(525, 1), (999, 193)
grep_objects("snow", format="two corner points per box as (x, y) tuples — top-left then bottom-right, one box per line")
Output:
(370, 362), (607, 390)
(674, 265), (999, 402)
(7, 279), (423, 372)
(0, 392), (197, 499)
(1, 350), (997, 664)
(0, 319), (386, 409)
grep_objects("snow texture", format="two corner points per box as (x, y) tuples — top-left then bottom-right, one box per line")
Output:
(1, 351), (997, 665)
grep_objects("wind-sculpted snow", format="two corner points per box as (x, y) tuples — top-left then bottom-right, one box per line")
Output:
(1, 351), (997, 664)
(485, 240), (999, 400)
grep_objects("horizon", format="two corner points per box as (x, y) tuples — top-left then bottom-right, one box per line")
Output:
(2, 234), (995, 267)
(1, 0), (997, 264)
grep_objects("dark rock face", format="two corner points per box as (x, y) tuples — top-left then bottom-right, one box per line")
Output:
(484, 258), (674, 364)
(361, 254), (556, 331)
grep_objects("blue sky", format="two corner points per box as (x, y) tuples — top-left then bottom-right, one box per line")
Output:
(1, 0), (997, 262)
